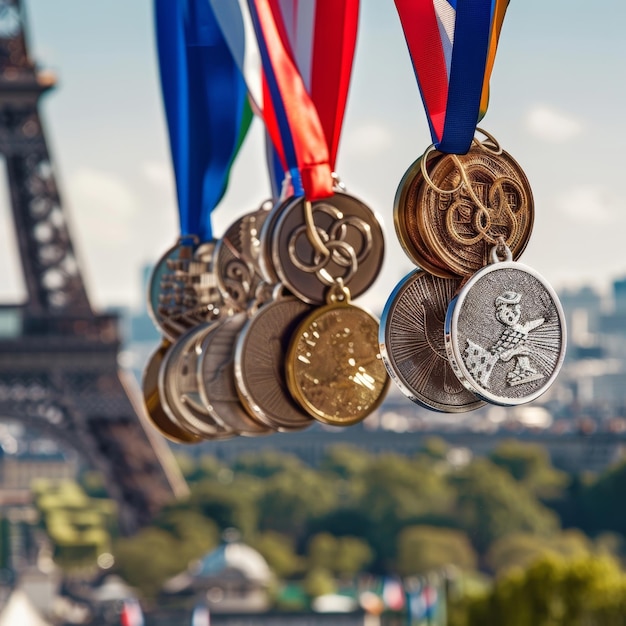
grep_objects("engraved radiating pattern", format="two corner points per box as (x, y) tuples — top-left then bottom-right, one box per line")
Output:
(382, 271), (482, 411)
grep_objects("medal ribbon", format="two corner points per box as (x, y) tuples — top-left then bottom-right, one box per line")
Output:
(209, 0), (359, 201)
(394, 0), (510, 154)
(155, 0), (252, 242)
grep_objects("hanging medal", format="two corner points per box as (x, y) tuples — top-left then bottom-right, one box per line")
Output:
(212, 0), (389, 426)
(143, 0), (253, 442)
(383, 0), (565, 409)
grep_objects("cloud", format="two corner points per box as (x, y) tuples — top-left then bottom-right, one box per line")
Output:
(555, 185), (625, 224)
(344, 122), (393, 158)
(525, 105), (583, 142)
(142, 160), (175, 194)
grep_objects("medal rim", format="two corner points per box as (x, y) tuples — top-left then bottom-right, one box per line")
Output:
(234, 297), (316, 431)
(142, 340), (204, 444)
(393, 155), (459, 279)
(379, 268), (485, 413)
(444, 260), (567, 406)
(286, 300), (390, 426)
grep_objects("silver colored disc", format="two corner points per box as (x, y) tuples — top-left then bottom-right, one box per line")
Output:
(158, 325), (235, 440)
(445, 260), (566, 406)
(271, 192), (385, 304)
(148, 241), (226, 340)
(235, 296), (315, 431)
(258, 197), (290, 285)
(197, 313), (272, 436)
(379, 269), (484, 412)
(214, 201), (271, 309)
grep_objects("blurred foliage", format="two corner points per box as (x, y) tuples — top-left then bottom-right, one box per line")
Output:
(396, 526), (477, 576)
(462, 553), (626, 626)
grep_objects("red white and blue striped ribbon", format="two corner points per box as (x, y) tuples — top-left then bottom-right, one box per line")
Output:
(209, 0), (359, 201)
(394, 0), (510, 154)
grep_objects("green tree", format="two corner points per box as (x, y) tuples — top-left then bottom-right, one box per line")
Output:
(466, 553), (626, 626)
(451, 459), (559, 553)
(303, 567), (336, 599)
(320, 445), (372, 479)
(395, 525), (476, 576)
(250, 531), (305, 579)
(233, 450), (305, 479)
(306, 533), (373, 578)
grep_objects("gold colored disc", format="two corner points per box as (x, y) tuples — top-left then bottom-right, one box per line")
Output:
(418, 141), (534, 277)
(393, 153), (457, 278)
(286, 301), (389, 426)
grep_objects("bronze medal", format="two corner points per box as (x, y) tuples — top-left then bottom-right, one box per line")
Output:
(394, 152), (458, 278)
(235, 295), (315, 431)
(214, 201), (272, 309)
(142, 340), (203, 444)
(286, 287), (389, 426)
(270, 192), (384, 304)
(379, 269), (484, 413)
(418, 136), (534, 277)
(197, 313), (272, 436)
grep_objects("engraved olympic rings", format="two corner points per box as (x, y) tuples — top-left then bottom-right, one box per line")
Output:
(420, 135), (526, 248)
(287, 203), (373, 287)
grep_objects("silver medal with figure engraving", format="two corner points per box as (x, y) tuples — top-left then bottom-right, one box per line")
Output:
(148, 240), (227, 340)
(444, 257), (566, 406)
(214, 201), (272, 309)
(197, 313), (272, 436)
(235, 295), (315, 431)
(271, 192), (384, 304)
(379, 269), (484, 413)
(158, 324), (235, 440)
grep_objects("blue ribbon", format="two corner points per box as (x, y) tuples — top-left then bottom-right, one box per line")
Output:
(438, 0), (492, 153)
(155, 0), (249, 241)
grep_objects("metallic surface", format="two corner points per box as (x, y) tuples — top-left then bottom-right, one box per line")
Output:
(142, 340), (203, 444)
(147, 241), (226, 341)
(417, 142), (534, 276)
(158, 324), (235, 439)
(271, 192), (385, 304)
(393, 153), (457, 278)
(214, 202), (271, 309)
(286, 301), (389, 425)
(197, 313), (272, 436)
(445, 261), (566, 405)
(379, 269), (484, 412)
(235, 296), (315, 431)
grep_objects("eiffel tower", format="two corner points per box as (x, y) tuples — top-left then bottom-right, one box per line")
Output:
(0, 0), (187, 534)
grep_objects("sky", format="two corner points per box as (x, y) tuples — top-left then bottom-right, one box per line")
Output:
(1, 1), (625, 315)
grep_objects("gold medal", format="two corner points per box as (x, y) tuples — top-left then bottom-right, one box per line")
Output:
(286, 284), (389, 426)
(418, 132), (534, 277)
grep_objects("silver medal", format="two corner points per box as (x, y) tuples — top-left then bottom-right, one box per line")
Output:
(379, 269), (484, 413)
(445, 248), (566, 406)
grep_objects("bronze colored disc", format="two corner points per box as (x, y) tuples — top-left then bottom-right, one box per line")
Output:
(286, 301), (389, 425)
(379, 269), (484, 413)
(271, 192), (385, 304)
(159, 325), (236, 440)
(393, 153), (457, 278)
(197, 313), (272, 436)
(235, 296), (315, 431)
(418, 142), (534, 276)
(142, 340), (203, 444)
(214, 201), (271, 309)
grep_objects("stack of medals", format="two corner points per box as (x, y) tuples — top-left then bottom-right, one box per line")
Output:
(380, 1), (566, 412)
(143, 0), (390, 443)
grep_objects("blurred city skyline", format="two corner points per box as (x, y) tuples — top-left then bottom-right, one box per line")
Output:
(0, 0), (624, 313)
